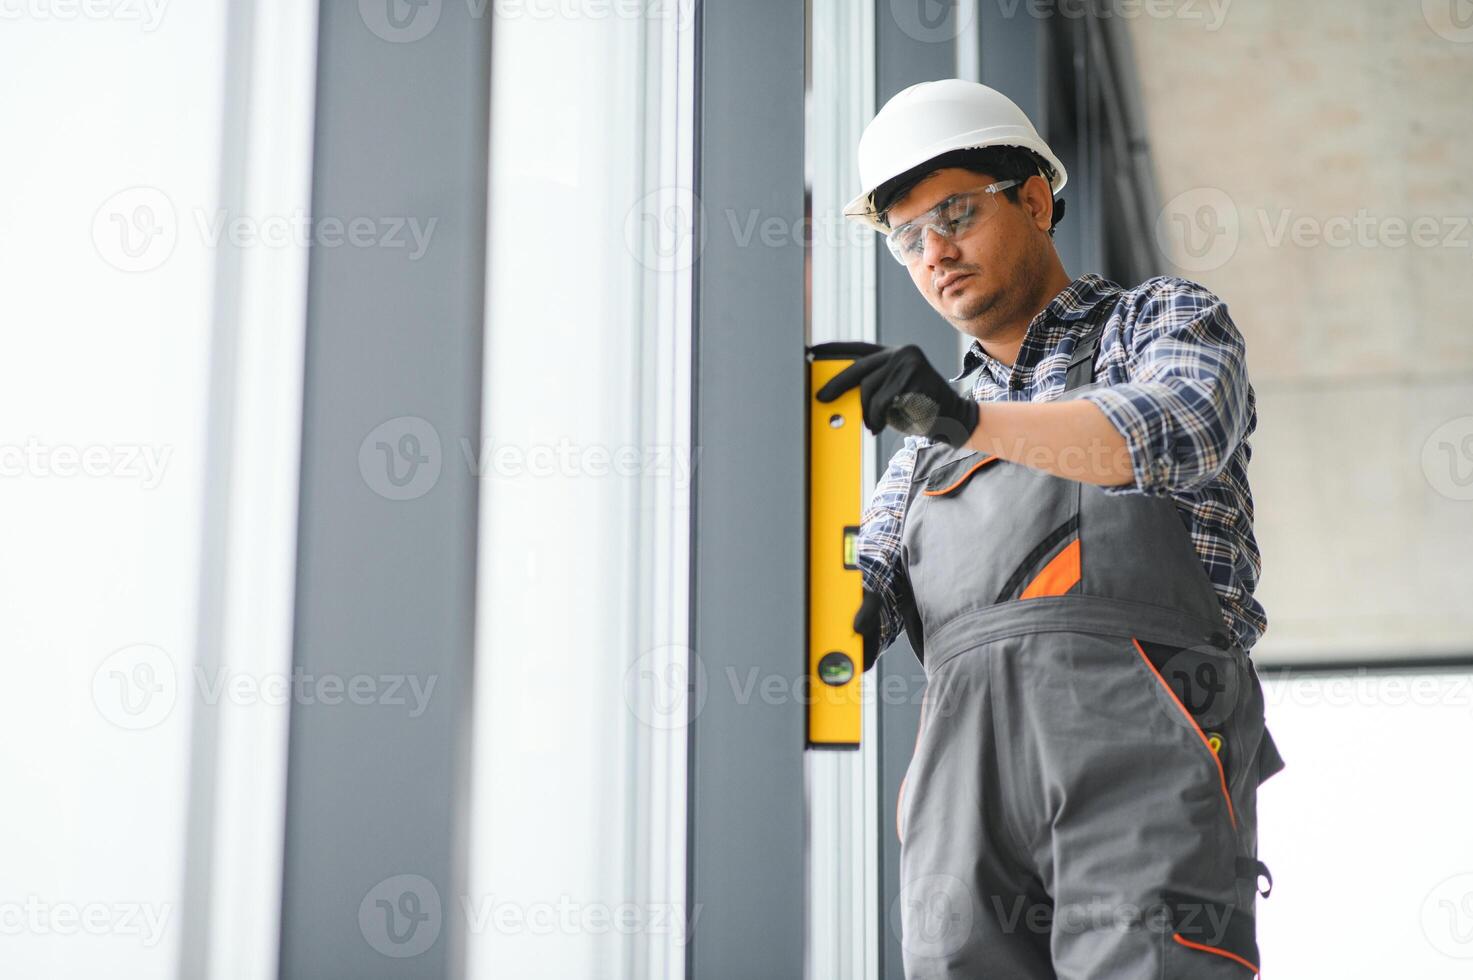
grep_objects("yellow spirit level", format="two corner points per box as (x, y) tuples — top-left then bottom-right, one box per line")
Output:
(806, 347), (865, 749)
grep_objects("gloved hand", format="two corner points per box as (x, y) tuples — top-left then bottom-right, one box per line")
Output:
(813, 342), (979, 447)
(855, 588), (884, 673)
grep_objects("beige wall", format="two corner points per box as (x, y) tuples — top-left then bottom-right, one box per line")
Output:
(1127, 1), (1473, 661)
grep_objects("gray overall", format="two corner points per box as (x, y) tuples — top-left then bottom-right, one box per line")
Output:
(893, 294), (1284, 979)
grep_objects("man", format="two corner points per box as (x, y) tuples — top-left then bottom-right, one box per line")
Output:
(815, 79), (1285, 979)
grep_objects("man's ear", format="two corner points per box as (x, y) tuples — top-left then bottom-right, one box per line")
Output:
(1019, 174), (1055, 232)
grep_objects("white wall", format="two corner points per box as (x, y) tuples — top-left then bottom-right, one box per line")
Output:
(1130, 0), (1473, 662)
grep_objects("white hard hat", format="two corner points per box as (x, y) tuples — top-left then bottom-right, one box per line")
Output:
(843, 79), (1068, 234)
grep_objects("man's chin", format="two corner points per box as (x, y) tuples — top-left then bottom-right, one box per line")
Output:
(942, 289), (998, 324)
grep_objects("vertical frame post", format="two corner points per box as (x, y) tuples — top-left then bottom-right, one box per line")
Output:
(687, 1), (809, 977)
(277, 3), (491, 977)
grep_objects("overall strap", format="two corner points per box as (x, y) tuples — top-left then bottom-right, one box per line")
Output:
(1063, 291), (1125, 392)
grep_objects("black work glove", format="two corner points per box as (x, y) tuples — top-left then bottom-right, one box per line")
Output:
(813, 342), (979, 447)
(855, 588), (884, 673)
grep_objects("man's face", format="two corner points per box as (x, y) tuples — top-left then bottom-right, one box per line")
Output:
(884, 167), (1053, 340)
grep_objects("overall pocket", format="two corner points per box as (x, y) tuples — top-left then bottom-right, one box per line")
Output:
(1159, 891), (1260, 976)
(920, 450), (998, 497)
(1131, 637), (1243, 837)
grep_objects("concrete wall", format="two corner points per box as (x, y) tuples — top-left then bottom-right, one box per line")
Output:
(1126, 0), (1473, 661)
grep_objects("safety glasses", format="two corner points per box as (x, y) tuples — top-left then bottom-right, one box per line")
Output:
(883, 179), (1021, 265)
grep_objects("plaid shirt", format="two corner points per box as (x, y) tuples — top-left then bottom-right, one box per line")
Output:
(859, 273), (1267, 654)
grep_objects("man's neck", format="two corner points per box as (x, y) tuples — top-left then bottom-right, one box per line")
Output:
(973, 268), (1074, 367)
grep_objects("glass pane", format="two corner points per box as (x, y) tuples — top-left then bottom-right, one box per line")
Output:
(1259, 670), (1473, 975)
(0, 6), (227, 978)
(467, 6), (694, 978)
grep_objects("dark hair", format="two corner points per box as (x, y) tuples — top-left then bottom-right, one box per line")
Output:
(871, 145), (1065, 236)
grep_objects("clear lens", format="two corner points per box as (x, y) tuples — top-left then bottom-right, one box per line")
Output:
(883, 180), (1018, 265)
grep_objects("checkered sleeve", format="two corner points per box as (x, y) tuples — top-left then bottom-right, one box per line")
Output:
(857, 435), (924, 654)
(1080, 277), (1252, 496)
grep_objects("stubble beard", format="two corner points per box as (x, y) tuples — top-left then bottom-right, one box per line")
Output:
(948, 242), (1050, 346)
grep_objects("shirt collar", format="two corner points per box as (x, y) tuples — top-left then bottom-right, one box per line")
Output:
(948, 273), (1121, 383)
